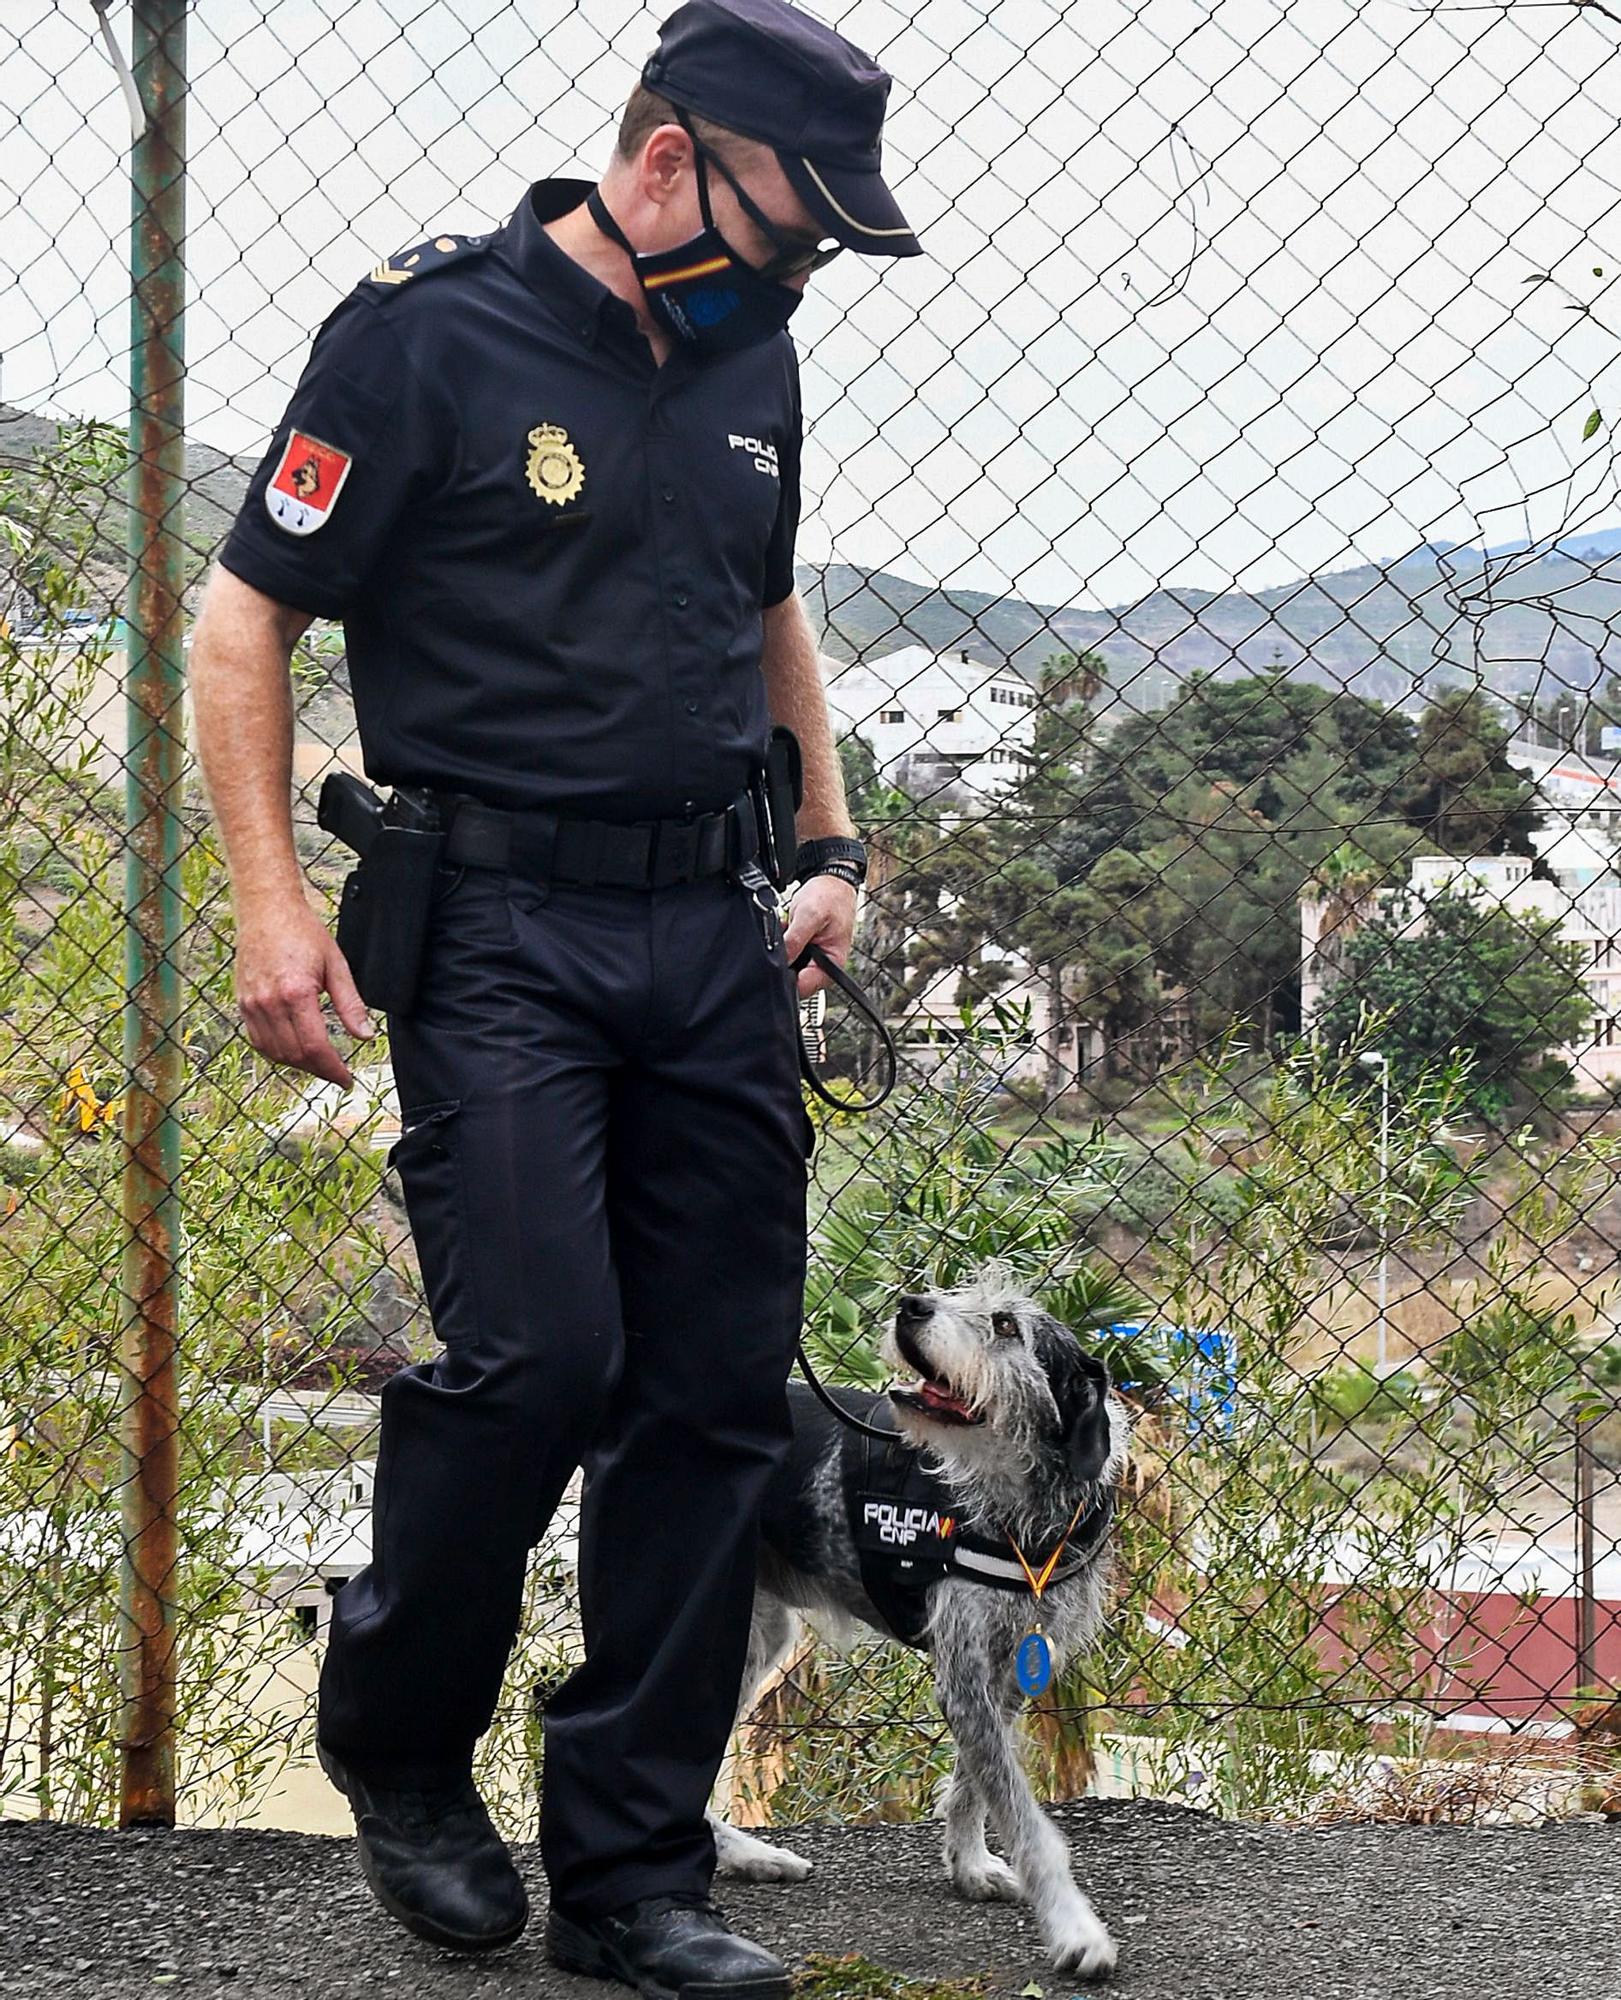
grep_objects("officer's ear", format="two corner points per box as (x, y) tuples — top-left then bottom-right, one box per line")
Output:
(640, 123), (693, 204)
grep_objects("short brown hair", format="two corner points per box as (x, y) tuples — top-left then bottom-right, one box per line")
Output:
(615, 83), (761, 172)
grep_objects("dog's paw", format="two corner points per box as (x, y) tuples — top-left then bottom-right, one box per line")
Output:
(713, 1829), (815, 1883)
(1044, 1902), (1117, 1980)
(948, 1855), (1022, 1903)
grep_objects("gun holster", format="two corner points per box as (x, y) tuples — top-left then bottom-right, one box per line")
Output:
(316, 773), (446, 1020)
(749, 724), (804, 891)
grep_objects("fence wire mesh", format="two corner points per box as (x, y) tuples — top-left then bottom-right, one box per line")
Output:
(4, 0), (1621, 1838)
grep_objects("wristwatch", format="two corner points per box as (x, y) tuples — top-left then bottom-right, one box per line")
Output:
(794, 835), (867, 888)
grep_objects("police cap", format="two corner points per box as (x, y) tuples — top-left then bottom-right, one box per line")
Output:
(641, 0), (922, 258)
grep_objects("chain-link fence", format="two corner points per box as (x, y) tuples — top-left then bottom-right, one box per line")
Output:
(4, 0), (1621, 1841)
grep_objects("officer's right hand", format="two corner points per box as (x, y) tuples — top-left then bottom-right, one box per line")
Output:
(234, 900), (376, 1089)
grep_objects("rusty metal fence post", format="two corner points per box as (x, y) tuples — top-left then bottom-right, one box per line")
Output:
(1576, 1402), (1598, 1699)
(119, 0), (186, 1830)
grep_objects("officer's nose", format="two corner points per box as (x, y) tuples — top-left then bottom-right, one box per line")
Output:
(897, 1295), (934, 1323)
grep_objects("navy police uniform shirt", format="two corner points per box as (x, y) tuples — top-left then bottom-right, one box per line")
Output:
(218, 176), (803, 823)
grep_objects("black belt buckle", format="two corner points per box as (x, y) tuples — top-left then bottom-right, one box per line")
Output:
(651, 816), (699, 886)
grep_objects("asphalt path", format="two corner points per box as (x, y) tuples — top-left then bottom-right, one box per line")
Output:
(0, 1797), (1613, 1999)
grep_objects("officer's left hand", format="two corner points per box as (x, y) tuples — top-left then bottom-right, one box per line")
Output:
(782, 874), (858, 1001)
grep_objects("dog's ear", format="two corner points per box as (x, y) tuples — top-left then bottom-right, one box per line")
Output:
(1043, 1327), (1112, 1483)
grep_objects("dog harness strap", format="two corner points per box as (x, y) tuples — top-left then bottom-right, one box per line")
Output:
(840, 1426), (1115, 1652)
(947, 1490), (1113, 1588)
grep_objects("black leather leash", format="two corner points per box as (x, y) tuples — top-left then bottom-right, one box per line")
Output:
(788, 938), (898, 1111)
(786, 937), (906, 1439)
(793, 1346), (907, 1441)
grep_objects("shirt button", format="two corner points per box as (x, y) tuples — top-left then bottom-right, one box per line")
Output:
(673, 589), (689, 608)
(685, 700), (699, 715)
(661, 488), (676, 504)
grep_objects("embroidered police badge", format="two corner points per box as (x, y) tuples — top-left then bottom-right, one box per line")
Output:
(265, 430), (352, 536)
(526, 423), (585, 506)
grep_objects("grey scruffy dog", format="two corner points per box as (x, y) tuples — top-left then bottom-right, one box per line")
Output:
(707, 1266), (1130, 1979)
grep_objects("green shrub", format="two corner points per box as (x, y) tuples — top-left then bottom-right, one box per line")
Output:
(1307, 1362), (1425, 1427)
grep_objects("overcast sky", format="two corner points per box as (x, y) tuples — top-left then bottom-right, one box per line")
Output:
(4, 0), (1621, 612)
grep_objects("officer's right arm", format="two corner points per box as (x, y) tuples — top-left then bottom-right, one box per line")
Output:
(191, 561), (376, 1090)
(195, 286), (445, 1088)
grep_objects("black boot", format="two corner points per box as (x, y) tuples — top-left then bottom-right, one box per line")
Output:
(318, 1743), (528, 1952)
(545, 1889), (791, 2000)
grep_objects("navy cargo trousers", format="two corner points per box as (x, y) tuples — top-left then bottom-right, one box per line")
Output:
(316, 848), (811, 1919)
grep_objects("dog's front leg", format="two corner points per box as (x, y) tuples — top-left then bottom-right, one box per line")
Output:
(939, 1753), (1021, 1904)
(932, 1620), (1116, 1979)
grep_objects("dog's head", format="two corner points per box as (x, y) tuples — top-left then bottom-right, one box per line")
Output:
(877, 1268), (1120, 1494)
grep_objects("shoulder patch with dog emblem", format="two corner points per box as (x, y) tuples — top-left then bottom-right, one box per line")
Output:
(266, 430), (353, 537)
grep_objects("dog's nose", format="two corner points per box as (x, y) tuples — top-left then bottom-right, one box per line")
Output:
(898, 1295), (934, 1321)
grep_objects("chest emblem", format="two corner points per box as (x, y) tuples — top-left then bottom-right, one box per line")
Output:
(728, 433), (780, 479)
(526, 423), (585, 506)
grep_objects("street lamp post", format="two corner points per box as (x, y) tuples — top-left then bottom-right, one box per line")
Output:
(1358, 1051), (1390, 1375)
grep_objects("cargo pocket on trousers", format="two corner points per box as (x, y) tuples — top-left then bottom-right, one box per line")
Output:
(386, 1099), (477, 1348)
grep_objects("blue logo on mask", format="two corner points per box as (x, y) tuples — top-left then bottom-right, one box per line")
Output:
(685, 287), (739, 327)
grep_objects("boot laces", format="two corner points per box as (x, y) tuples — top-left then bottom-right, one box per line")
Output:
(632, 1889), (729, 1926)
(374, 1775), (486, 1839)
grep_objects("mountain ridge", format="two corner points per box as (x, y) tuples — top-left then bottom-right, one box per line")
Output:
(6, 402), (1619, 707)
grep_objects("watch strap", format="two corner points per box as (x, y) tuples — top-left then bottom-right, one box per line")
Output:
(795, 835), (867, 883)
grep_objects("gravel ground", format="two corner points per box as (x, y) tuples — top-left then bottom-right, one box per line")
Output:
(0, 1799), (1616, 2000)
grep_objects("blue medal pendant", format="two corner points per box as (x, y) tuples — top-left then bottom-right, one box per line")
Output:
(1015, 1628), (1052, 1697)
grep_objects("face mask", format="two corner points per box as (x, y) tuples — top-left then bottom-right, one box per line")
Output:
(586, 157), (803, 358)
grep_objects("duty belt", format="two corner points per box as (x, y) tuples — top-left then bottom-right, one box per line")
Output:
(430, 786), (761, 889)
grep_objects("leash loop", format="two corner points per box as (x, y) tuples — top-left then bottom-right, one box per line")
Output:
(790, 939), (897, 1111)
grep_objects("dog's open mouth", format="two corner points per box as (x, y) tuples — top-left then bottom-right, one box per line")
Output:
(888, 1317), (984, 1426)
(890, 1376), (983, 1426)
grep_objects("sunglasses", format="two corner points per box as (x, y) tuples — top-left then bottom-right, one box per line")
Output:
(688, 134), (844, 284)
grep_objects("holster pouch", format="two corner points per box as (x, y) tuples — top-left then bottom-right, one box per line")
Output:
(317, 773), (445, 1019)
(752, 724), (804, 890)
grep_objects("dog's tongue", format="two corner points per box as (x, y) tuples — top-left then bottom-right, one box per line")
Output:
(919, 1380), (971, 1417)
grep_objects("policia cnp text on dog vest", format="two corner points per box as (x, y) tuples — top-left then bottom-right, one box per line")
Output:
(843, 1427), (1115, 1650)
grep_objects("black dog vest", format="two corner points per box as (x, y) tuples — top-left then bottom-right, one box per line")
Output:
(841, 1425), (1115, 1650)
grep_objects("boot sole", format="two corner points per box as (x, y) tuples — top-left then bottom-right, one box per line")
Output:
(545, 1909), (790, 2000)
(319, 1744), (528, 1954)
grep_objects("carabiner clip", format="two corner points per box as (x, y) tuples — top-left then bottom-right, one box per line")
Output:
(737, 858), (785, 955)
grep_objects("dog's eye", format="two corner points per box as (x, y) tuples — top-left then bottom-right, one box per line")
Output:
(992, 1311), (1020, 1339)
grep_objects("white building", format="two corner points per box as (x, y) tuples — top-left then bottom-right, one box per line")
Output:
(1508, 740), (1621, 887)
(1301, 853), (1621, 1090)
(821, 644), (1038, 799)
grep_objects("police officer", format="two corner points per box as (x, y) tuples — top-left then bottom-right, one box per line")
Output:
(189, 0), (920, 1992)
